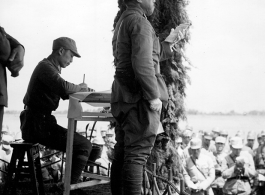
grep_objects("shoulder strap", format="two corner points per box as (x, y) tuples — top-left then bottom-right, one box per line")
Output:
(260, 145), (265, 165)
(190, 157), (207, 179)
(229, 154), (236, 163)
(216, 155), (222, 166)
(224, 154), (236, 169)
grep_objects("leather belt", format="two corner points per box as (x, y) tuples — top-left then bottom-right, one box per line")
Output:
(24, 105), (52, 116)
(227, 176), (250, 182)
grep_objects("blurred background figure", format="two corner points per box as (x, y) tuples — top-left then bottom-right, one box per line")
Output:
(254, 132), (264, 156)
(182, 129), (192, 150)
(261, 130), (265, 144)
(212, 128), (220, 142)
(0, 134), (14, 182)
(219, 129), (230, 154)
(254, 144), (265, 195)
(198, 130), (204, 139)
(246, 131), (255, 150)
(257, 132), (264, 148)
(175, 136), (184, 163)
(202, 131), (216, 154)
(183, 138), (215, 195)
(186, 125), (194, 132)
(106, 137), (116, 164)
(39, 147), (63, 183)
(222, 136), (256, 195)
(235, 130), (254, 157)
(1, 125), (9, 138)
(211, 136), (227, 195)
(219, 129), (228, 139)
(89, 135), (106, 175)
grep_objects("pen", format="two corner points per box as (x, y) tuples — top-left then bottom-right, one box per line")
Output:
(83, 74), (85, 83)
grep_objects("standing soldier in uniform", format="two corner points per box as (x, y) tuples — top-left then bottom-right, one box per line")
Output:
(222, 137), (256, 195)
(110, 0), (188, 194)
(183, 138), (215, 195)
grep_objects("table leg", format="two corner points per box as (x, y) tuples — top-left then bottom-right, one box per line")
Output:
(64, 118), (76, 195)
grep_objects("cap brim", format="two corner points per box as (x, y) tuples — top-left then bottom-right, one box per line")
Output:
(71, 50), (81, 58)
(190, 146), (201, 149)
(204, 136), (212, 140)
(232, 144), (243, 149)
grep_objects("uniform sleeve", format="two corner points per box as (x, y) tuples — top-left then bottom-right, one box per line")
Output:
(0, 27), (11, 63)
(3, 27), (25, 77)
(222, 164), (237, 179)
(182, 161), (198, 190)
(130, 18), (159, 100)
(6, 33), (23, 50)
(38, 63), (82, 99)
(243, 152), (256, 178)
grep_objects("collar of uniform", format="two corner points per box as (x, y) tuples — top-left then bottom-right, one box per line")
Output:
(126, 4), (147, 19)
(45, 57), (61, 74)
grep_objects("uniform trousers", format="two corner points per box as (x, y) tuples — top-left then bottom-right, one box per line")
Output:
(20, 108), (92, 184)
(110, 99), (160, 195)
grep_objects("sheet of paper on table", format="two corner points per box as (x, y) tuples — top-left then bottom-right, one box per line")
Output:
(68, 90), (111, 118)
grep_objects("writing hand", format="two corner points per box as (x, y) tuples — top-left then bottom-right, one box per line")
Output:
(87, 87), (95, 92)
(79, 83), (88, 92)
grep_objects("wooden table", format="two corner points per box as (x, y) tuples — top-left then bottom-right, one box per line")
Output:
(64, 90), (113, 195)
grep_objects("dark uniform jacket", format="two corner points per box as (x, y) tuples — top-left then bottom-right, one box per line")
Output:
(111, 4), (172, 104)
(23, 58), (82, 113)
(0, 26), (22, 107)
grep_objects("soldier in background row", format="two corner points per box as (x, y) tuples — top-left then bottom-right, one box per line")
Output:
(183, 138), (215, 195)
(211, 136), (227, 195)
(222, 137), (256, 195)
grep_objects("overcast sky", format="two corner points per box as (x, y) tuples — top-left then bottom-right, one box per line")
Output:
(1, 0), (265, 113)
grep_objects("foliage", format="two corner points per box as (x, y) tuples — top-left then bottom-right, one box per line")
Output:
(149, 0), (191, 125)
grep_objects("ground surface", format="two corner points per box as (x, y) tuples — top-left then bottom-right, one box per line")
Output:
(0, 181), (111, 195)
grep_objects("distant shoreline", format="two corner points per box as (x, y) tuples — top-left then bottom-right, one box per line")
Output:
(4, 110), (265, 116)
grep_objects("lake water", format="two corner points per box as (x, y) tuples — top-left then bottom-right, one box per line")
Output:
(2, 113), (265, 147)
